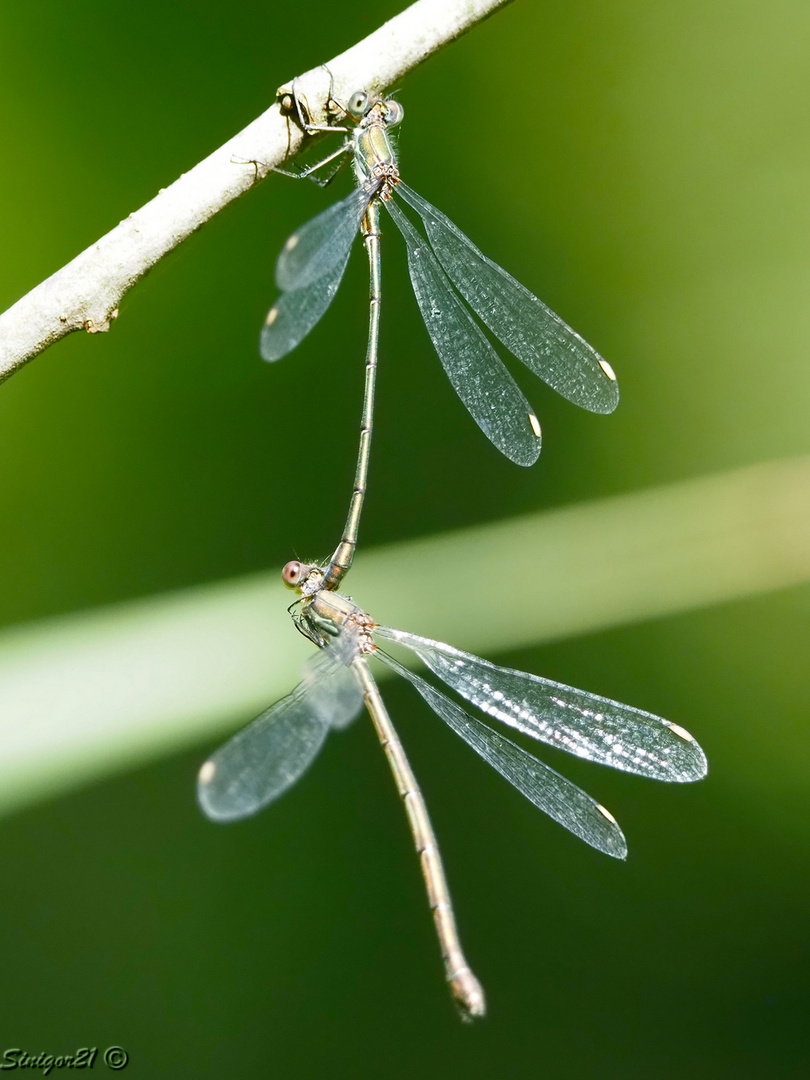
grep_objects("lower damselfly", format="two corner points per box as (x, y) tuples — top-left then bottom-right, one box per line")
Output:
(262, 87), (620, 590)
(198, 560), (707, 1020)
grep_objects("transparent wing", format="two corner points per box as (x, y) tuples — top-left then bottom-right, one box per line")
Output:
(260, 188), (369, 362)
(378, 652), (627, 859)
(384, 198), (541, 467)
(309, 625), (367, 732)
(276, 188), (369, 291)
(375, 628), (707, 783)
(197, 644), (365, 822)
(396, 183), (619, 416)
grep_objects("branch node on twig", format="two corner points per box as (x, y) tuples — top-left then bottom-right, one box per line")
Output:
(85, 308), (118, 334)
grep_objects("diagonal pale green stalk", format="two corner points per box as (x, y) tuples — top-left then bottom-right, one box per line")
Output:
(1, 454), (810, 818)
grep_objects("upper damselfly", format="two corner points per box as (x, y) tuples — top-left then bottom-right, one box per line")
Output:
(261, 88), (620, 588)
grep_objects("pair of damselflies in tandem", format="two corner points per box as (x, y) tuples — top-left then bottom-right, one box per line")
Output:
(197, 89), (706, 1019)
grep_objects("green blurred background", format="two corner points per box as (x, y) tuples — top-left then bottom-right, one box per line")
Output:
(1, 0), (809, 1075)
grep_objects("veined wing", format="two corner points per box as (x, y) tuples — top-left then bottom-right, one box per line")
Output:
(396, 183), (619, 416)
(260, 189), (369, 362)
(375, 628), (707, 783)
(378, 652), (627, 859)
(384, 198), (541, 467)
(197, 644), (364, 822)
(276, 188), (369, 291)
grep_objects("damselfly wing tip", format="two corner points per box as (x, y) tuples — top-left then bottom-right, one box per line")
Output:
(592, 358), (620, 415)
(198, 760), (216, 785)
(260, 312), (290, 363)
(598, 358), (617, 382)
(508, 413), (541, 467)
(594, 803), (628, 860)
(197, 760), (228, 822)
(665, 722), (709, 781)
(667, 721), (695, 743)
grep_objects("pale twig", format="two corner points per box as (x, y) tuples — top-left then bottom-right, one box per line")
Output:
(0, 0), (513, 383)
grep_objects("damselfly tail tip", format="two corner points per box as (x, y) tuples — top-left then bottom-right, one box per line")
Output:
(450, 969), (487, 1022)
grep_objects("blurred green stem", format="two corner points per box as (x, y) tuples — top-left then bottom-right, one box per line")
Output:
(1, 455), (808, 818)
(1, 455), (810, 816)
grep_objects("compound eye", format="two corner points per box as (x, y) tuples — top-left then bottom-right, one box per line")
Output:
(282, 561), (303, 588)
(347, 91), (368, 118)
(384, 100), (404, 126)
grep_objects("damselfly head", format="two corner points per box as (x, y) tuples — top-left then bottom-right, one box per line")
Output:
(282, 560), (321, 590)
(281, 561), (305, 588)
(345, 90), (404, 128)
(346, 91), (371, 119)
(383, 99), (404, 126)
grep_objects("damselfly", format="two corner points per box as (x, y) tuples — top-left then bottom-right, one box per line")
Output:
(198, 560), (707, 1020)
(262, 89), (620, 589)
